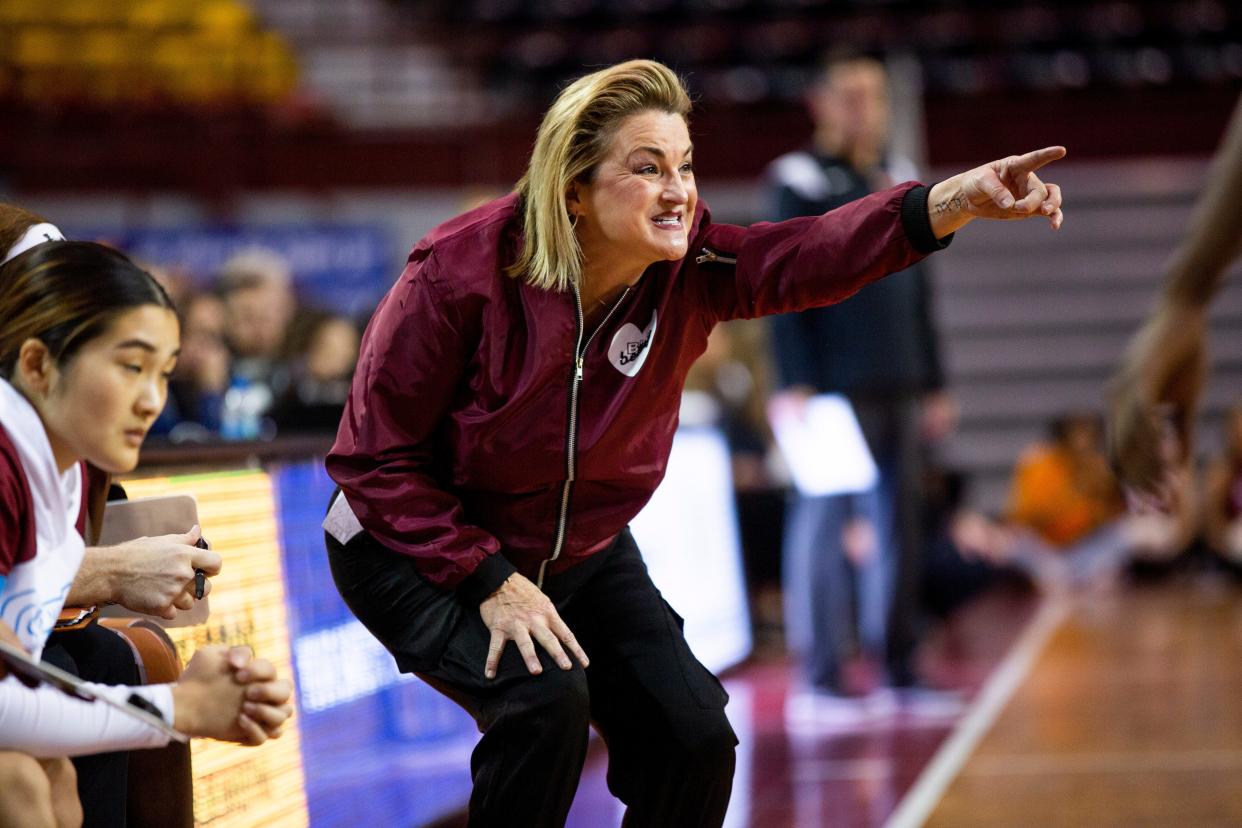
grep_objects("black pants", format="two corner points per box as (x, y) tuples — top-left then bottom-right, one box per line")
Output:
(44, 622), (140, 828)
(327, 528), (738, 828)
(851, 394), (926, 687)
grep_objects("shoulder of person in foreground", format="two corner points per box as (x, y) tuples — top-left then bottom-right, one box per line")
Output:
(405, 193), (522, 292)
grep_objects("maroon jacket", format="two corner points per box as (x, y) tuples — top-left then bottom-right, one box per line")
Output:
(327, 182), (948, 601)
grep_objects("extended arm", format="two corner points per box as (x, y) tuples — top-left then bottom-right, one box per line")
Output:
(698, 146), (1065, 322)
(1107, 97), (1242, 492)
(1162, 98), (1242, 307)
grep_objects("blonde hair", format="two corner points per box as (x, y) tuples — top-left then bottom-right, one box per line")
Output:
(510, 60), (692, 292)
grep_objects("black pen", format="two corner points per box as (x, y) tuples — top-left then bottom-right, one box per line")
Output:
(193, 535), (209, 600)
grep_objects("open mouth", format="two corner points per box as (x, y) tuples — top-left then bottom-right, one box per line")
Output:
(652, 214), (683, 230)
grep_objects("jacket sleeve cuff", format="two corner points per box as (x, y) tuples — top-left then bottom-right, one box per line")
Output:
(456, 553), (518, 606)
(901, 184), (954, 254)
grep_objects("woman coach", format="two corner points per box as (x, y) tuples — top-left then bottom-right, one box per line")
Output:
(323, 59), (1064, 826)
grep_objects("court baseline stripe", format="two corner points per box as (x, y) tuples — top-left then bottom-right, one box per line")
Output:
(882, 596), (1070, 828)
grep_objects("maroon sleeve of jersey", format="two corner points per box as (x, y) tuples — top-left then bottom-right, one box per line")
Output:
(692, 182), (942, 322)
(325, 247), (506, 593)
(74, 462), (90, 539)
(0, 425), (37, 576)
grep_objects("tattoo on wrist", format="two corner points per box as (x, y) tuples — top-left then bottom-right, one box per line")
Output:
(933, 195), (969, 215)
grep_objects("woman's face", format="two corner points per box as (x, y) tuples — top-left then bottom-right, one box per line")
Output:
(306, 317), (359, 382)
(572, 110), (697, 274)
(179, 294), (226, 370)
(38, 305), (180, 473)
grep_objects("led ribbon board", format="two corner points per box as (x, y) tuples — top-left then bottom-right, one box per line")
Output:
(120, 470), (308, 828)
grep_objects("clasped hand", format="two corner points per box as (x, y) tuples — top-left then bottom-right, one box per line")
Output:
(173, 645), (293, 746)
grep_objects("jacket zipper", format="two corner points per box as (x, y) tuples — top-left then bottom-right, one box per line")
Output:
(696, 246), (737, 266)
(537, 284), (632, 588)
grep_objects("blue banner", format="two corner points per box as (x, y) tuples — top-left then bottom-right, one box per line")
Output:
(273, 461), (477, 828)
(72, 224), (395, 319)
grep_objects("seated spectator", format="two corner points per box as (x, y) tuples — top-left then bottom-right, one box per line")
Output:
(1009, 412), (1124, 549)
(152, 291), (231, 439)
(141, 262), (193, 312)
(921, 465), (1021, 619)
(217, 248), (299, 414)
(270, 314), (359, 435)
(1008, 411), (1193, 588)
(1205, 404), (1242, 564)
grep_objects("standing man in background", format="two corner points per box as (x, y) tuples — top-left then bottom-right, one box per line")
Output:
(767, 52), (959, 723)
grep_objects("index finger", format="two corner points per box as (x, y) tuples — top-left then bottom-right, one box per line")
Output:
(190, 548), (223, 575)
(1012, 146), (1066, 173)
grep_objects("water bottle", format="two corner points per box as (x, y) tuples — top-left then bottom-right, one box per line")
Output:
(220, 376), (270, 440)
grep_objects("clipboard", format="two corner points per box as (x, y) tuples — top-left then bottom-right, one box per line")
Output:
(0, 640), (188, 742)
(97, 495), (210, 627)
(768, 393), (879, 496)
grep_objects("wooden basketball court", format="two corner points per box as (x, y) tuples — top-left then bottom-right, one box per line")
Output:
(439, 575), (1242, 827)
(914, 579), (1242, 827)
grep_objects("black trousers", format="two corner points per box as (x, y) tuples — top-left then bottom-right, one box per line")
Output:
(327, 528), (738, 828)
(850, 394), (926, 687)
(44, 622), (140, 828)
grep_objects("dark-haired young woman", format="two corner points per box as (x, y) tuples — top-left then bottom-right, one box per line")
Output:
(0, 240), (293, 825)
